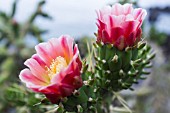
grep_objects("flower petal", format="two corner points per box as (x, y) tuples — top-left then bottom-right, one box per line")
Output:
(51, 44), (82, 88)
(133, 8), (147, 23)
(97, 6), (111, 20)
(121, 20), (140, 38)
(110, 27), (124, 43)
(123, 4), (133, 15)
(19, 69), (46, 86)
(24, 58), (50, 83)
(60, 35), (74, 63)
(32, 54), (46, 68)
(35, 43), (54, 66)
(111, 3), (124, 15)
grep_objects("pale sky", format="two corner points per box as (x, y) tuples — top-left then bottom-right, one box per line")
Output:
(0, 0), (169, 39)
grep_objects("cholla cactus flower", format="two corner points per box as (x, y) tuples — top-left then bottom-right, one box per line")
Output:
(19, 35), (83, 103)
(96, 3), (147, 50)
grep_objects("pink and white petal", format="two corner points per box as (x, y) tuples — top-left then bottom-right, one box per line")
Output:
(27, 84), (43, 92)
(111, 3), (124, 15)
(133, 8), (142, 19)
(19, 69), (46, 86)
(48, 38), (65, 58)
(60, 66), (82, 89)
(32, 54), (46, 69)
(51, 46), (80, 84)
(136, 9), (147, 21)
(97, 19), (106, 30)
(125, 14), (134, 21)
(59, 35), (74, 63)
(114, 36), (126, 50)
(133, 8), (147, 21)
(59, 83), (75, 97)
(137, 9), (147, 27)
(39, 84), (60, 94)
(24, 58), (50, 83)
(98, 6), (111, 20)
(121, 20), (140, 38)
(60, 49), (82, 85)
(109, 15), (126, 27)
(102, 15), (112, 35)
(35, 42), (54, 66)
(50, 56), (78, 84)
(125, 32), (136, 46)
(110, 27), (124, 43)
(46, 41), (58, 59)
(123, 4), (133, 15)
(73, 44), (82, 69)
(135, 28), (142, 43)
(102, 30), (112, 43)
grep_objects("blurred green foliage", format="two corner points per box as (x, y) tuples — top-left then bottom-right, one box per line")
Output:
(0, 0), (55, 113)
(149, 26), (167, 46)
(76, 36), (95, 58)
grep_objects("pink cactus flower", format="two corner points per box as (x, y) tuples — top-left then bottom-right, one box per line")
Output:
(96, 3), (147, 50)
(19, 35), (82, 103)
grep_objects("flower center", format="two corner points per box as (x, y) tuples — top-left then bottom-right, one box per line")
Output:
(47, 56), (67, 79)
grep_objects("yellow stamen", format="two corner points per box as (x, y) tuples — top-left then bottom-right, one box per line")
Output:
(47, 56), (67, 79)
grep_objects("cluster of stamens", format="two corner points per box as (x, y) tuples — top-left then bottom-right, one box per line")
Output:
(46, 56), (67, 79)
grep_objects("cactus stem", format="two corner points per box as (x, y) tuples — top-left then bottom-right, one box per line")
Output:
(134, 58), (142, 63)
(73, 90), (80, 96)
(138, 42), (146, 50)
(93, 42), (99, 48)
(125, 46), (132, 52)
(105, 80), (111, 84)
(77, 105), (83, 113)
(83, 81), (88, 85)
(133, 79), (138, 84)
(96, 41), (104, 47)
(135, 70), (139, 75)
(119, 69), (125, 76)
(128, 72), (136, 76)
(88, 97), (96, 104)
(93, 88), (97, 93)
(94, 32), (98, 37)
(82, 64), (88, 73)
(102, 59), (106, 63)
(141, 71), (150, 75)
(142, 60), (150, 65)
(129, 87), (134, 91)
(145, 63), (152, 68)
(147, 53), (156, 60)
(61, 97), (68, 103)
(106, 44), (113, 49)
(88, 97), (93, 102)
(95, 65), (102, 71)
(112, 54), (118, 63)
(105, 70), (111, 74)
(118, 79), (122, 83)
(131, 61), (139, 67)
(94, 56), (101, 62)
(140, 76), (147, 80)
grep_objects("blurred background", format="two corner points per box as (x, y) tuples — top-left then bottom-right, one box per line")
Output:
(0, 0), (170, 113)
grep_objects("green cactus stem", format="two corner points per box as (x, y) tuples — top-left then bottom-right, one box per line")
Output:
(94, 41), (155, 92)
